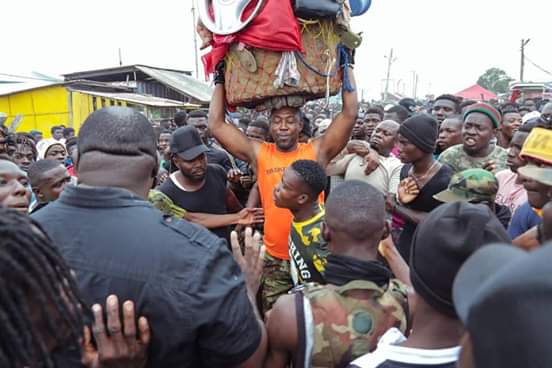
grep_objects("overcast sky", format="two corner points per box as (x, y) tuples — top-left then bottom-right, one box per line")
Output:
(2, 0), (551, 100)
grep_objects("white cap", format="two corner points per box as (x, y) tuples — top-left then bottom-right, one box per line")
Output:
(522, 110), (541, 124)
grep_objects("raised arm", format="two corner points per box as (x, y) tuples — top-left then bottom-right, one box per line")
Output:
(314, 66), (358, 167)
(208, 84), (261, 165)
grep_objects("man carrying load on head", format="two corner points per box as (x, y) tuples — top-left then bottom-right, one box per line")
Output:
(209, 62), (358, 312)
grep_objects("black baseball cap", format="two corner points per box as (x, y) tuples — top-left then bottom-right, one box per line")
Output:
(453, 243), (552, 368)
(170, 126), (208, 160)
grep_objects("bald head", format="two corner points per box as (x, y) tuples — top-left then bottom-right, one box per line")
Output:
(325, 181), (385, 246)
(370, 120), (400, 156)
(77, 107), (158, 196)
(28, 159), (63, 188)
(78, 107), (157, 159)
(378, 120), (400, 132)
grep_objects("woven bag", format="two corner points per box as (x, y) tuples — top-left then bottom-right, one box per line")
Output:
(225, 20), (342, 108)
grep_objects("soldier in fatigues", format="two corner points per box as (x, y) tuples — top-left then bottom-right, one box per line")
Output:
(439, 102), (508, 173)
(264, 181), (408, 368)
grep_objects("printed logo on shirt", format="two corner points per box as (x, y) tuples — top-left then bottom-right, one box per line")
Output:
(290, 240), (312, 280)
(298, 227), (322, 246)
(265, 166), (287, 176)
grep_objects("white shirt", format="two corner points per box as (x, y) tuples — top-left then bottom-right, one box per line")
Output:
(327, 152), (403, 194)
(349, 328), (460, 368)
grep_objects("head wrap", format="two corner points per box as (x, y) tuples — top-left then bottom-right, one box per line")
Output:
(37, 139), (66, 159)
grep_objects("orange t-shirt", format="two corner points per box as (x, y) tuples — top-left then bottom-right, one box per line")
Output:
(256, 142), (323, 260)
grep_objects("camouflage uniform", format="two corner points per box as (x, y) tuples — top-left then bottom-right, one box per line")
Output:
(433, 168), (499, 203)
(293, 279), (408, 368)
(148, 190), (187, 218)
(261, 252), (292, 313)
(438, 144), (508, 173)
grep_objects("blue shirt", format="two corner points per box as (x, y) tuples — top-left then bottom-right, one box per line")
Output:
(508, 201), (542, 239)
(32, 185), (261, 367)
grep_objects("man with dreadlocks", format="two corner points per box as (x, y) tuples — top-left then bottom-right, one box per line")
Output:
(0, 207), (151, 367)
(0, 207), (86, 367)
(7, 132), (38, 173)
(0, 125), (8, 155)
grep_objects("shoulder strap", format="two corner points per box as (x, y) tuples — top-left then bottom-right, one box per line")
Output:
(294, 290), (306, 368)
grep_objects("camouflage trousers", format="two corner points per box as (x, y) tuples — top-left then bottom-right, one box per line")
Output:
(260, 252), (293, 313)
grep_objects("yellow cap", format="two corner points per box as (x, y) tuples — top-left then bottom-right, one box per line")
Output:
(520, 128), (552, 165)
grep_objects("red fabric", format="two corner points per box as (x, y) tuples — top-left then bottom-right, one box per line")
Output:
(67, 165), (76, 177)
(510, 89), (522, 103)
(202, 0), (303, 77)
(455, 84), (497, 101)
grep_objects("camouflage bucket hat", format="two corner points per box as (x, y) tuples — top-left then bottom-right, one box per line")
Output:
(434, 168), (498, 203)
(518, 165), (552, 187)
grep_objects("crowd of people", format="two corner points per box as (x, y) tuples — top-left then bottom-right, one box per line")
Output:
(1, 62), (552, 368)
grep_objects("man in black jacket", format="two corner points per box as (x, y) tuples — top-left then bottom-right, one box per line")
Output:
(32, 107), (267, 367)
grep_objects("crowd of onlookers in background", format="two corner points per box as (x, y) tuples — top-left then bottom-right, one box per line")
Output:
(1, 83), (552, 367)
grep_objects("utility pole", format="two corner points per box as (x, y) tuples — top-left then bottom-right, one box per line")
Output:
(191, 2), (200, 79)
(411, 70), (418, 98)
(396, 79), (402, 94)
(520, 38), (530, 82)
(383, 48), (396, 102)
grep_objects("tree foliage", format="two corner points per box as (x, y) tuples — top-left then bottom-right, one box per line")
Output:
(477, 68), (514, 94)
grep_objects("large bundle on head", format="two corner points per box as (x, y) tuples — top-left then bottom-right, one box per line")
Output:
(199, 0), (369, 110)
(225, 19), (342, 110)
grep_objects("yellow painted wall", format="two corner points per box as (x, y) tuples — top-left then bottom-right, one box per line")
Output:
(0, 85), (70, 137)
(69, 92), (129, 131)
(0, 86), (135, 136)
(70, 91), (93, 132)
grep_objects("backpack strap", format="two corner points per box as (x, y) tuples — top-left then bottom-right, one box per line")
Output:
(294, 289), (306, 368)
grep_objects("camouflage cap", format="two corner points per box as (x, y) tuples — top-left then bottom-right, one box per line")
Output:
(518, 165), (552, 187)
(433, 168), (498, 203)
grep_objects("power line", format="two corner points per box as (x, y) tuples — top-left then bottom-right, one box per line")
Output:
(524, 55), (552, 78)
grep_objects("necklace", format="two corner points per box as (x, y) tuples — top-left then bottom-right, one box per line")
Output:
(409, 160), (440, 188)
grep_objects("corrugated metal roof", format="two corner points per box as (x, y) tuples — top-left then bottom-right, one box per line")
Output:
(0, 72), (64, 96)
(0, 80), (63, 96)
(73, 90), (191, 108)
(136, 65), (213, 103)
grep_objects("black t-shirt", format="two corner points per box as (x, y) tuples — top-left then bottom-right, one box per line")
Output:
(397, 164), (453, 262)
(159, 164), (230, 242)
(495, 203), (512, 229)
